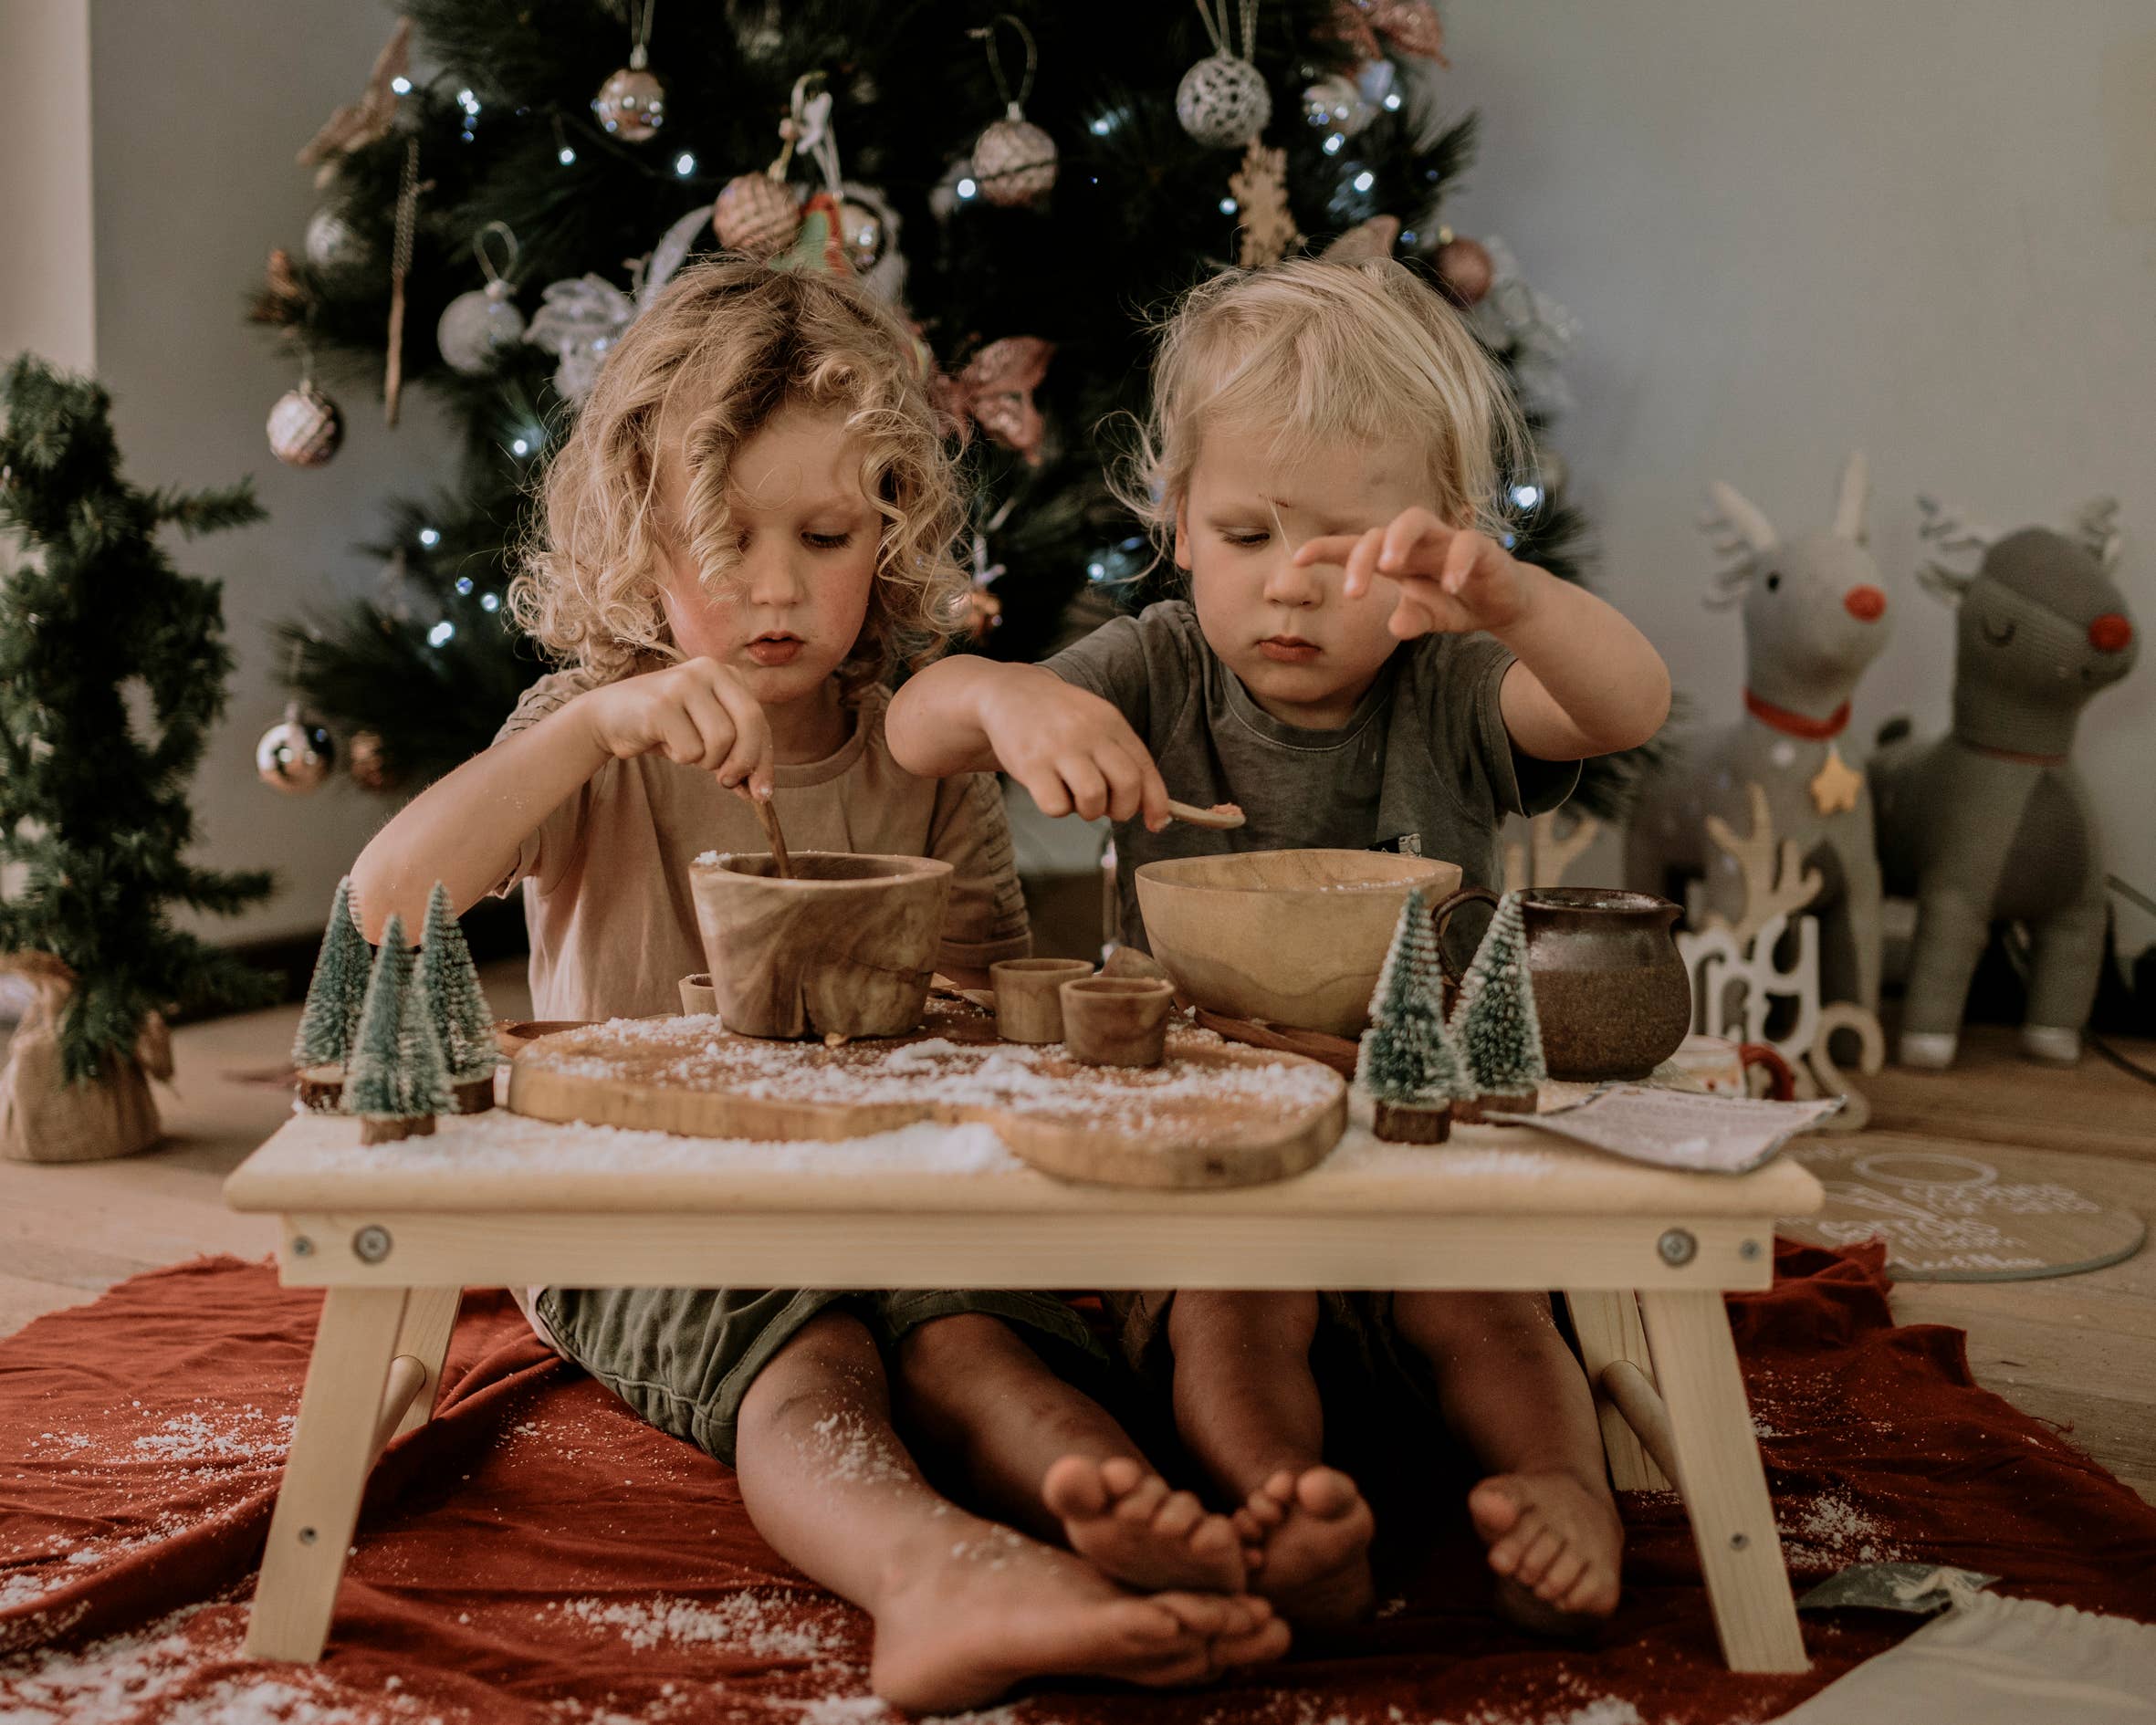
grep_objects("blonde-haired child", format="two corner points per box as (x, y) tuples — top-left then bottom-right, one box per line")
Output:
(890, 256), (1670, 1631)
(351, 259), (1286, 1710)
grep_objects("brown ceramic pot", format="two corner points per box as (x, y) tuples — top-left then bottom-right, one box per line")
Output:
(1432, 885), (1692, 1082)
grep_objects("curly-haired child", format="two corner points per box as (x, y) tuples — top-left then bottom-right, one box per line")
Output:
(890, 256), (1671, 1634)
(351, 259), (1285, 1710)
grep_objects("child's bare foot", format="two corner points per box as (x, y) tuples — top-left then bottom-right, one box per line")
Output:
(1230, 1466), (1376, 1626)
(1044, 1455), (1248, 1592)
(1469, 1471), (1623, 1631)
(870, 1523), (1287, 1712)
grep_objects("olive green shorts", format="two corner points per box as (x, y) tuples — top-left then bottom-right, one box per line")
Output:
(537, 1284), (1104, 1467)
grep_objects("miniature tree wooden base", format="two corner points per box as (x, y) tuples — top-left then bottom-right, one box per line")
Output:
(1372, 1098), (1451, 1143)
(450, 1073), (495, 1114)
(296, 1064), (345, 1114)
(1474, 1090), (1540, 1119)
(360, 1113), (437, 1145)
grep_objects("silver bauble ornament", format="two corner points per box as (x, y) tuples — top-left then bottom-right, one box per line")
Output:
(1302, 72), (1375, 138)
(712, 172), (801, 256)
(1176, 54), (1272, 148)
(436, 279), (526, 374)
(592, 66), (666, 141)
(267, 384), (343, 468)
(304, 207), (365, 270)
(256, 704), (335, 794)
(971, 110), (1057, 206)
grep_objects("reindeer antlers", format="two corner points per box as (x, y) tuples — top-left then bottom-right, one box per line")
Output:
(1700, 481), (1776, 610)
(1915, 495), (1991, 601)
(1702, 784), (1823, 946)
(2074, 497), (2123, 573)
(1832, 450), (1869, 544)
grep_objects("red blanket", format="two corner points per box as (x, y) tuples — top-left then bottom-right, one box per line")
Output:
(3, 1243), (2151, 1723)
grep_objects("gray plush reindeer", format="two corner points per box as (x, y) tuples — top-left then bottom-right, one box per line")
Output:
(1869, 497), (2139, 1067)
(1627, 452), (1893, 1012)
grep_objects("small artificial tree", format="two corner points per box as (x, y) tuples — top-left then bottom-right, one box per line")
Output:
(0, 355), (275, 1161)
(343, 913), (438, 1141)
(397, 967), (455, 1122)
(1450, 890), (1546, 1116)
(1356, 886), (1470, 1143)
(417, 880), (496, 1097)
(291, 877), (371, 1102)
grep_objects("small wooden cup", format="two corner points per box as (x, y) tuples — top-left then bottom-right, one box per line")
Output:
(678, 972), (718, 1016)
(1060, 976), (1175, 1069)
(991, 957), (1095, 1043)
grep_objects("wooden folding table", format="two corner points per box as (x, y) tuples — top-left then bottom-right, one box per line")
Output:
(224, 1112), (1821, 1672)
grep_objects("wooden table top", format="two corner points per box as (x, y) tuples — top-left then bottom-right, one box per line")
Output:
(225, 1107), (1823, 1219)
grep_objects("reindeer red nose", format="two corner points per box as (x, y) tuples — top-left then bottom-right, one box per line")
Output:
(1844, 585), (1887, 622)
(2090, 613), (2133, 653)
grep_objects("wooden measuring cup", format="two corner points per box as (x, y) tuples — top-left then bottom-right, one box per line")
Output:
(1060, 976), (1176, 1068)
(990, 957), (1095, 1043)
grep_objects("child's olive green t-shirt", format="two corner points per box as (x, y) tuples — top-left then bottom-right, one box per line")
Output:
(1045, 601), (1578, 952)
(493, 671), (1031, 1020)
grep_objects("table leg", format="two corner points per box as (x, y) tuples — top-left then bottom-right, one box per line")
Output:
(383, 1286), (462, 1447)
(1564, 1289), (1670, 1491)
(243, 1286), (409, 1662)
(1637, 1289), (1807, 1673)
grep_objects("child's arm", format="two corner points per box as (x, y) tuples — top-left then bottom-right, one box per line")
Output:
(350, 657), (775, 941)
(1294, 507), (1670, 759)
(886, 656), (1171, 829)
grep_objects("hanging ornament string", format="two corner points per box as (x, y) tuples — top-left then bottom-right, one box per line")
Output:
(626, 0), (657, 71)
(384, 138), (423, 427)
(780, 72), (843, 201)
(1192, 0), (1261, 61)
(975, 14), (1038, 120)
(474, 219), (519, 291)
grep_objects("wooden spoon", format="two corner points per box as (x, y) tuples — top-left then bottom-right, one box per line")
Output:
(734, 784), (792, 878)
(1167, 799), (1246, 831)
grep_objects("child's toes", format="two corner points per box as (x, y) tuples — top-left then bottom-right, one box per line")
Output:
(1468, 1478), (1523, 1543)
(1240, 1484), (1288, 1530)
(1114, 1473), (1171, 1525)
(1511, 1526), (1565, 1587)
(1189, 1513), (1240, 1562)
(1042, 1455), (1109, 1521)
(1293, 1467), (1362, 1521)
(1562, 1567), (1619, 1618)
(1484, 1511), (1541, 1577)
(1098, 1455), (1146, 1496)
(1150, 1490), (1205, 1542)
(1535, 1547), (1586, 1603)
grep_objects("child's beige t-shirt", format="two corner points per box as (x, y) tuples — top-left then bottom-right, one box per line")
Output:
(492, 668), (1031, 1020)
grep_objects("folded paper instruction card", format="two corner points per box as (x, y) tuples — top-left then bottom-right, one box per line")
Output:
(1526, 1085), (1843, 1173)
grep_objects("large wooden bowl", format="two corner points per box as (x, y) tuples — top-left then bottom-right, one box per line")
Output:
(1135, 849), (1460, 1037)
(690, 852), (953, 1040)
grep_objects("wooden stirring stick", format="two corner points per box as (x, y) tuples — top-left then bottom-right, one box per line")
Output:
(1167, 799), (1246, 831)
(735, 783), (792, 877)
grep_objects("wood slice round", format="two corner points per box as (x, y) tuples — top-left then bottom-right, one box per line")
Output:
(1785, 1141), (2149, 1281)
(295, 1063), (345, 1113)
(506, 998), (1347, 1189)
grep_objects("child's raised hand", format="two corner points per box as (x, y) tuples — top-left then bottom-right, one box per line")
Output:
(981, 668), (1171, 830)
(1294, 507), (1534, 640)
(577, 656), (776, 798)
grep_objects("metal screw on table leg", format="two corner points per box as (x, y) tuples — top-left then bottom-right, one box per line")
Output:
(351, 1225), (393, 1264)
(1658, 1228), (1698, 1267)
(298, 1526), (318, 1545)
(291, 1237), (314, 1257)
(1730, 1532), (1750, 1550)
(1740, 1239), (1764, 1261)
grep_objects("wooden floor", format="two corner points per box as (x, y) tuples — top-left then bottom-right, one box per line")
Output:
(4, 974), (2151, 1500)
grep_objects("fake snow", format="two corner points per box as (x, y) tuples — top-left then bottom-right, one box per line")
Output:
(1782, 1489), (1903, 1568)
(551, 1591), (846, 1661)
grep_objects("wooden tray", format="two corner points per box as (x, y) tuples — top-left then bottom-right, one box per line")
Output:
(506, 998), (1347, 1189)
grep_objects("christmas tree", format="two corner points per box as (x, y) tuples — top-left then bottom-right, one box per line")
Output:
(417, 880), (497, 1081)
(1356, 885), (1469, 1140)
(345, 911), (447, 1138)
(0, 355), (277, 1085)
(1450, 888), (1544, 1111)
(292, 876), (372, 1070)
(253, 0), (1629, 804)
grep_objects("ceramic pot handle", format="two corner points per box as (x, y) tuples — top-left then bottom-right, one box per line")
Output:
(1738, 1041), (1797, 1101)
(1430, 885), (1501, 985)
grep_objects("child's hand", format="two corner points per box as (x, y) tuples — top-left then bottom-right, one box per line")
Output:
(982, 668), (1171, 829)
(577, 657), (776, 797)
(1295, 507), (1538, 640)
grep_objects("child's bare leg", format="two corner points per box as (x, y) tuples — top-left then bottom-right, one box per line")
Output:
(894, 1312), (1247, 1592)
(1166, 1291), (1376, 1624)
(734, 1309), (1287, 1713)
(1392, 1291), (1623, 1627)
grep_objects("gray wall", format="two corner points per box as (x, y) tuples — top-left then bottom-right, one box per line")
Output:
(1442, 1), (2156, 956)
(86, 0), (450, 944)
